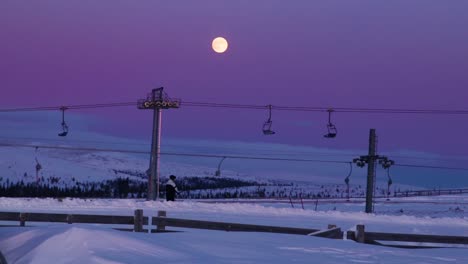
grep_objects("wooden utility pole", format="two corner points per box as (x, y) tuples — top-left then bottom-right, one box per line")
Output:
(365, 129), (377, 213)
(138, 88), (179, 201)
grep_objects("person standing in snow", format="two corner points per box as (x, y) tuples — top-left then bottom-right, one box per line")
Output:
(165, 175), (179, 201)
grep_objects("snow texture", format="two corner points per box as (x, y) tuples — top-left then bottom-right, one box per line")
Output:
(1, 196), (468, 264)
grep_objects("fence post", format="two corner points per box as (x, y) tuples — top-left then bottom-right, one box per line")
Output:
(134, 209), (144, 232)
(19, 213), (27, 227)
(157, 210), (166, 231)
(67, 214), (73, 224)
(356, 225), (365, 243)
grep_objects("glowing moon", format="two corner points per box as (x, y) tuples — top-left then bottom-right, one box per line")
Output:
(212, 37), (228, 53)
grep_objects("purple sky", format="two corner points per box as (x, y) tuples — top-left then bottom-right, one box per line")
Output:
(1, 0), (468, 156)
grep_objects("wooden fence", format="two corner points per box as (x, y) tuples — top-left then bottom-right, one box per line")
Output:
(394, 188), (468, 198)
(1, 210), (467, 248)
(347, 224), (468, 247)
(0, 210), (148, 232)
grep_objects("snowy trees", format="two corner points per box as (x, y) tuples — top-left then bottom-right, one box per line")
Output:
(0, 174), (399, 200)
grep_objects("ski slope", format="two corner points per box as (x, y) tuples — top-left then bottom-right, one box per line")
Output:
(1, 195), (468, 263)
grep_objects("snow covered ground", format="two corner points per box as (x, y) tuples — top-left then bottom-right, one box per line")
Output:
(1, 112), (468, 263)
(1, 195), (468, 264)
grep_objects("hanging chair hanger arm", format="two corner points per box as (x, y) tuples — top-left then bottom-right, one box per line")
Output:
(60, 106), (68, 123)
(217, 156), (226, 171)
(387, 167), (393, 183)
(327, 109), (334, 124)
(58, 106), (69, 136)
(346, 162), (353, 179)
(268, 105), (272, 122)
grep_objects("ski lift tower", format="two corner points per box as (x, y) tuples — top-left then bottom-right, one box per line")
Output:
(353, 129), (394, 213)
(138, 87), (180, 201)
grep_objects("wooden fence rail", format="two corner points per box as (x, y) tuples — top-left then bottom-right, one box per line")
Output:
(347, 224), (468, 247)
(2, 211), (468, 248)
(394, 188), (468, 198)
(152, 216), (321, 235)
(366, 232), (468, 244)
(0, 211), (148, 231)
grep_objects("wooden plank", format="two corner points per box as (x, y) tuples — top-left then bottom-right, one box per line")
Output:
(24, 213), (69, 222)
(348, 230), (468, 245)
(365, 232), (468, 245)
(308, 227), (343, 239)
(356, 225), (365, 243)
(0, 212), (147, 225)
(113, 228), (151, 233)
(156, 211), (166, 231)
(347, 230), (356, 240)
(20, 213), (27, 226)
(71, 214), (136, 225)
(134, 209), (144, 232)
(152, 217), (319, 235)
(114, 227), (184, 233)
(0, 212), (20, 221)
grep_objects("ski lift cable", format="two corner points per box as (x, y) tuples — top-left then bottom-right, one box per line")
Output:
(2, 141), (468, 172)
(0, 102), (136, 112)
(393, 163), (468, 171)
(2, 100), (468, 115)
(378, 154), (468, 162)
(0, 142), (349, 164)
(0, 135), (363, 157)
(0, 135), (390, 158)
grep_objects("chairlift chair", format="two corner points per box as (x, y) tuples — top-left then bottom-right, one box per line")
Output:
(58, 106), (69, 137)
(262, 121), (275, 135)
(323, 109), (337, 138)
(325, 124), (337, 138)
(262, 105), (276, 135)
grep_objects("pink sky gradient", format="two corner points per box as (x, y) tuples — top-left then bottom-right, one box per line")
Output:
(1, 0), (468, 155)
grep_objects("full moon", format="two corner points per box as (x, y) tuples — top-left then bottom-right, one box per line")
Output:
(212, 37), (228, 53)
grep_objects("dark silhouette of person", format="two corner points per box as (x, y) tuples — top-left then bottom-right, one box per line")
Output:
(165, 175), (179, 201)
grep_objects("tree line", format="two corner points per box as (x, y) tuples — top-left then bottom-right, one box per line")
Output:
(0, 175), (395, 199)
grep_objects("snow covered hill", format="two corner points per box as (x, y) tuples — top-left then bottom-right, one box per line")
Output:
(1, 113), (468, 263)
(1, 111), (466, 196)
(1, 144), (417, 200)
